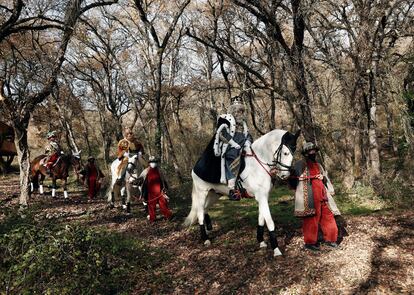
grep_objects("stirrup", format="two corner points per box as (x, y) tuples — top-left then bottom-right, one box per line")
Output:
(239, 187), (254, 199)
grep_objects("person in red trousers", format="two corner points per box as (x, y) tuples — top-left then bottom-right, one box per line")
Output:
(140, 156), (172, 222)
(288, 142), (341, 251)
(81, 156), (105, 201)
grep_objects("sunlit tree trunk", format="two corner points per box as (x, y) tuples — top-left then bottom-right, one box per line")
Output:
(13, 119), (31, 206)
(368, 62), (381, 177)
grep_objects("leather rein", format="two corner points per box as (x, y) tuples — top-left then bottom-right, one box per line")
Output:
(244, 143), (293, 179)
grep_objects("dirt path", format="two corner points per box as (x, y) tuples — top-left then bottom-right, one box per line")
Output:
(1, 173), (413, 294)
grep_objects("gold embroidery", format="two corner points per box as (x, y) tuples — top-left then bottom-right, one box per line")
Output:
(302, 167), (309, 212)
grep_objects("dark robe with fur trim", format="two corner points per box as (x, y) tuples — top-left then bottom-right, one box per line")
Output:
(193, 137), (222, 184)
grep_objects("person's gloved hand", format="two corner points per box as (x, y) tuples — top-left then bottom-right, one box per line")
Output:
(229, 139), (241, 149)
(244, 140), (252, 148)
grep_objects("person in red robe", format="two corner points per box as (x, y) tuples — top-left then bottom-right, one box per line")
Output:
(81, 156), (105, 201)
(140, 156), (172, 222)
(289, 142), (340, 251)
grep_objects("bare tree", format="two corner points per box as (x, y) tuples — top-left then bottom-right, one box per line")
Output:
(132, 0), (191, 161)
(51, 85), (81, 153)
(306, 0), (414, 182)
(0, 0), (118, 207)
(187, 0), (318, 140)
(67, 9), (133, 164)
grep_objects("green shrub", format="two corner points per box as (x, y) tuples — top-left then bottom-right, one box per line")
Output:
(0, 220), (168, 294)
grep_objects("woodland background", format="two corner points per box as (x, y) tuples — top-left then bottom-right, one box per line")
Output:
(0, 1), (414, 294)
(1, 0), (414, 205)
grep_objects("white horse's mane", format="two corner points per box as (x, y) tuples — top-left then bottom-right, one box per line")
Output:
(251, 129), (287, 162)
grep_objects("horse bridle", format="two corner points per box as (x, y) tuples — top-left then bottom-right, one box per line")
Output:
(247, 143), (294, 178)
(268, 143), (295, 172)
(126, 154), (140, 173)
(126, 154), (141, 183)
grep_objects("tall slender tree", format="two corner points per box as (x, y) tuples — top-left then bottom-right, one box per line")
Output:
(0, 0), (118, 207)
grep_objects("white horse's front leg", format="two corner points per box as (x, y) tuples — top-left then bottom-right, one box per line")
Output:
(108, 181), (115, 203)
(257, 211), (267, 248)
(258, 198), (282, 257)
(120, 186), (127, 209)
(63, 179), (68, 199)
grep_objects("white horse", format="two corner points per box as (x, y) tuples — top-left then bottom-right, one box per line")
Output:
(184, 129), (300, 257)
(107, 153), (145, 212)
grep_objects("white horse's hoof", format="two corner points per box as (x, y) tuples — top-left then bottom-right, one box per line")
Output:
(204, 239), (211, 246)
(259, 241), (267, 248)
(273, 247), (283, 257)
(122, 204), (127, 210)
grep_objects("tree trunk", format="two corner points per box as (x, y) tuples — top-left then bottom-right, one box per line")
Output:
(154, 55), (163, 161)
(292, 61), (317, 142)
(115, 118), (123, 142)
(103, 136), (112, 170)
(13, 120), (31, 207)
(368, 112), (381, 176)
(368, 68), (381, 177)
(135, 108), (152, 156)
(354, 126), (364, 180)
(162, 119), (184, 183)
(81, 114), (92, 156)
(340, 127), (356, 190)
(383, 102), (397, 155)
(206, 47), (218, 124)
(63, 118), (79, 153)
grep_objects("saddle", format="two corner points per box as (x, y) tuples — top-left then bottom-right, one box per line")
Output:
(40, 155), (61, 168)
(193, 138), (247, 183)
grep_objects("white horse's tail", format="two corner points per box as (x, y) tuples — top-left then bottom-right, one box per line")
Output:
(184, 180), (199, 227)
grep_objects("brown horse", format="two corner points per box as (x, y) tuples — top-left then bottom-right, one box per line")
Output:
(30, 152), (82, 198)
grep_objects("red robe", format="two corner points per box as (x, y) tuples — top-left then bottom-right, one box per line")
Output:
(145, 167), (172, 222)
(84, 163), (104, 199)
(302, 161), (338, 244)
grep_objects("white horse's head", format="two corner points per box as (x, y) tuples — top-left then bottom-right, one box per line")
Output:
(272, 130), (301, 179)
(127, 153), (140, 172)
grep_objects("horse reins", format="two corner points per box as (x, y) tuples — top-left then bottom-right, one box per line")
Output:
(270, 143), (294, 172)
(245, 143), (293, 178)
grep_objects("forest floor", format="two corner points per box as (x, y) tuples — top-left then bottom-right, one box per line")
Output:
(1, 169), (413, 295)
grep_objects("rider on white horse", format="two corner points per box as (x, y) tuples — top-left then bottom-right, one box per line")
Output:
(115, 127), (146, 184)
(213, 96), (253, 201)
